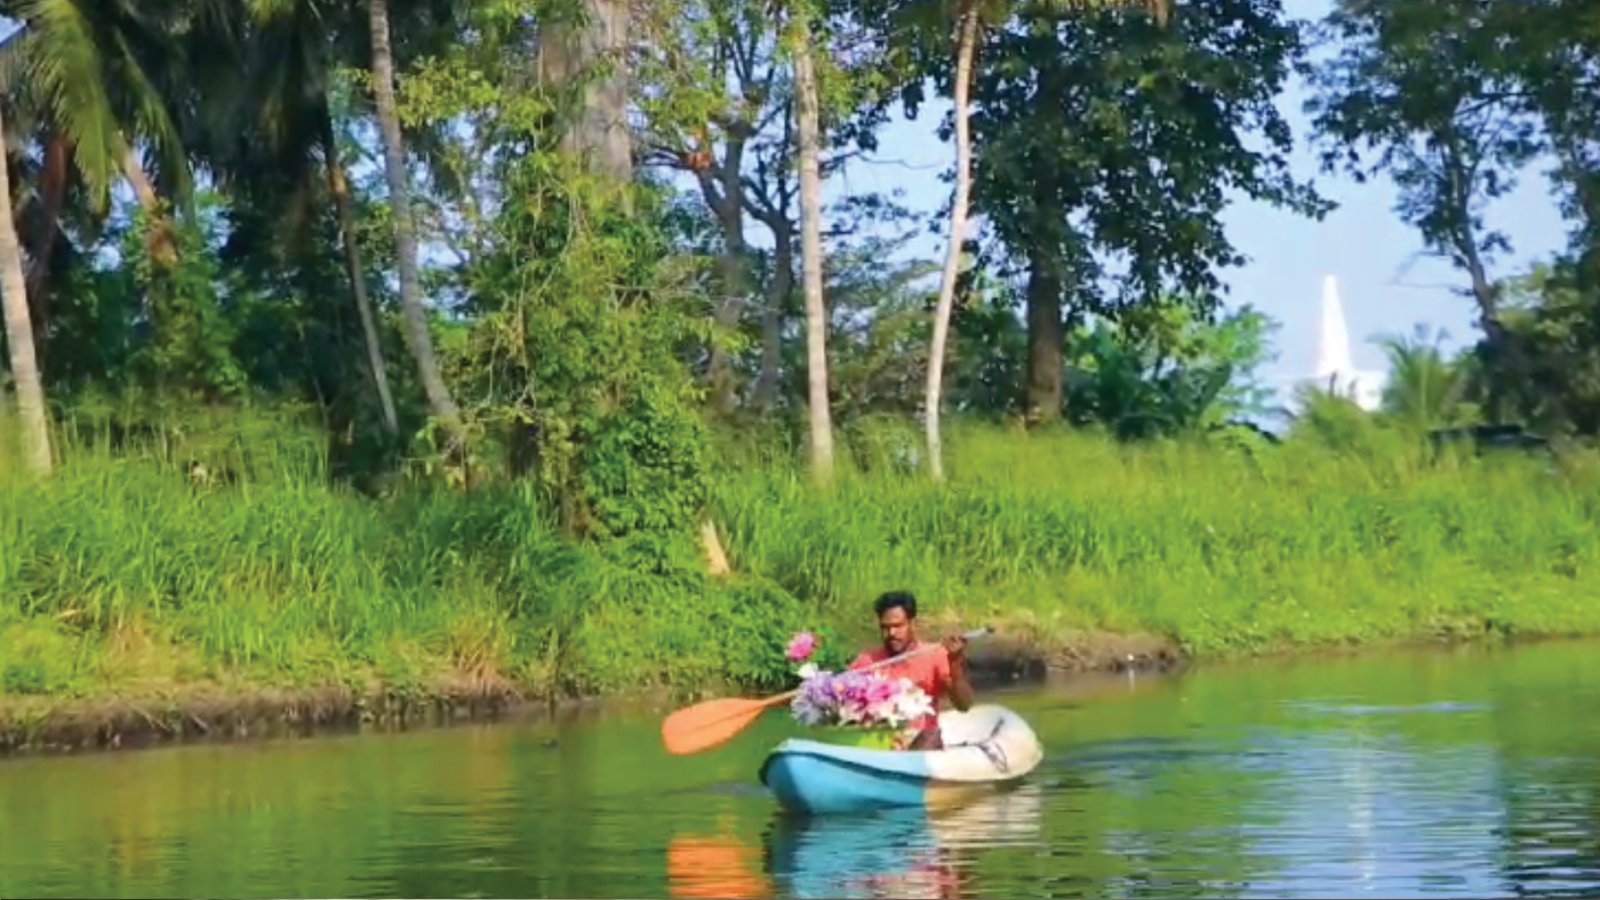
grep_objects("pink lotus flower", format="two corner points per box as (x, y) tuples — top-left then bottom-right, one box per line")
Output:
(785, 631), (817, 663)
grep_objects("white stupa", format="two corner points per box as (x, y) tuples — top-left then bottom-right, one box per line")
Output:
(1300, 275), (1385, 411)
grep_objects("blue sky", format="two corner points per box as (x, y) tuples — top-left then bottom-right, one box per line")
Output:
(818, 0), (1572, 398)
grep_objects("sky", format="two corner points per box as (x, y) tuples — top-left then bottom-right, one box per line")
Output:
(814, 0), (1572, 402)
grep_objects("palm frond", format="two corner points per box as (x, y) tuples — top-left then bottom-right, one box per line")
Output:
(110, 25), (190, 202)
(15, 0), (120, 207)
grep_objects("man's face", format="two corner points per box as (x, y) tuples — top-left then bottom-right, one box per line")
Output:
(878, 606), (916, 655)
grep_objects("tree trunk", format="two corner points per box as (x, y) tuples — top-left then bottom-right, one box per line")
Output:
(699, 143), (749, 416)
(121, 145), (160, 210)
(121, 144), (178, 270)
(924, 2), (978, 482)
(754, 223), (794, 413)
(1024, 246), (1064, 423)
(25, 132), (70, 360)
(321, 112), (399, 437)
(539, 0), (633, 182)
(1023, 60), (1067, 425)
(792, 20), (834, 484)
(368, 0), (466, 451)
(0, 106), (54, 475)
(1464, 253), (1515, 423)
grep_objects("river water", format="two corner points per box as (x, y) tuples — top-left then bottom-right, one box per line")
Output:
(2, 640), (1598, 899)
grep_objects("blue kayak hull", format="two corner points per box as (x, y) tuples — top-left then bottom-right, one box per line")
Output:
(759, 740), (931, 814)
(757, 705), (1046, 815)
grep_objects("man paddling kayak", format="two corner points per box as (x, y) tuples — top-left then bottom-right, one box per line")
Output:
(848, 591), (975, 751)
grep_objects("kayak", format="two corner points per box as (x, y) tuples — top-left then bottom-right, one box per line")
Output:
(756, 704), (1044, 815)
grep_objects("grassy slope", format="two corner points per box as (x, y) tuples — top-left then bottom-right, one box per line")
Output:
(722, 423), (1600, 654)
(3, 415), (1599, 727)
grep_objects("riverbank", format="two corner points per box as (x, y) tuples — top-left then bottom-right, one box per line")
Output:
(3, 421), (1599, 756)
(0, 622), (1182, 755)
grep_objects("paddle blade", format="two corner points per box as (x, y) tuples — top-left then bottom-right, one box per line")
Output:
(661, 696), (776, 755)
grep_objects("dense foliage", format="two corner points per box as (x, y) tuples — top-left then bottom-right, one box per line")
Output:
(2, 0), (1598, 703)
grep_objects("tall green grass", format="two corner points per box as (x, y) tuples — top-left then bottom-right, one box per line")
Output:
(3, 409), (1599, 705)
(0, 410), (811, 700)
(716, 420), (1600, 654)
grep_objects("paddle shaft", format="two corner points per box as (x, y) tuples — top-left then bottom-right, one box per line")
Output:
(855, 626), (990, 676)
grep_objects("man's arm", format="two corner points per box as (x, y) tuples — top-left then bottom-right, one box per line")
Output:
(942, 634), (975, 711)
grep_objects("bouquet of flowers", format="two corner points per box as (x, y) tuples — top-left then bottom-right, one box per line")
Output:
(782, 631), (934, 729)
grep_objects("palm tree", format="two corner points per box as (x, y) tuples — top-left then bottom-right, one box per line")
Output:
(1378, 325), (1473, 431)
(4, 0), (197, 259)
(0, 93), (54, 475)
(321, 108), (400, 436)
(236, 0), (399, 436)
(366, 0), (465, 451)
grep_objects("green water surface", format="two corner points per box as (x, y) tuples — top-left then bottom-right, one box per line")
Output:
(2, 640), (1599, 898)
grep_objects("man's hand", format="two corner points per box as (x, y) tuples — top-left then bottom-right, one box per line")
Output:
(941, 632), (968, 664)
(942, 632), (975, 711)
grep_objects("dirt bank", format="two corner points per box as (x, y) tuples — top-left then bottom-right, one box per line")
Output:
(928, 610), (1188, 683)
(0, 677), (527, 757)
(0, 626), (1186, 759)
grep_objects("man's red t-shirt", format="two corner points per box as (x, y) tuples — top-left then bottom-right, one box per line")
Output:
(848, 642), (951, 732)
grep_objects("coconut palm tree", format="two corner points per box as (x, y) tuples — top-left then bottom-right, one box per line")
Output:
(0, 92), (54, 474)
(366, 0), (464, 451)
(1378, 325), (1474, 431)
(2, 0), (200, 255)
(230, 0), (399, 436)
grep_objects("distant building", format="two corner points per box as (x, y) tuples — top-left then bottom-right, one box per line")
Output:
(1293, 275), (1386, 412)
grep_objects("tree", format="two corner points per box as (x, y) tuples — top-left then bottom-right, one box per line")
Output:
(637, 0), (895, 420)
(1064, 300), (1279, 439)
(886, 0), (1168, 478)
(970, 0), (1321, 422)
(236, 0), (400, 437)
(635, 0), (787, 415)
(921, 0), (976, 480)
(0, 93), (53, 474)
(790, 3), (834, 483)
(539, 0), (634, 181)
(1485, 0), (1600, 283)
(1305, 0), (1541, 418)
(367, 0), (465, 451)
(1490, 262), (1600, 436)
(1375, 324), (1475, 431)
(1, 0), (230, 375)
(743, 115), (799, 413)
(2, 0), (200, 257)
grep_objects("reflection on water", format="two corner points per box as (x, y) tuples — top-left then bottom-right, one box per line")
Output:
(2, 641), (1600, 898)
(666, 834), (772, 899)
(759, 783), (1046, 900)
(665, 783), (1046, 900)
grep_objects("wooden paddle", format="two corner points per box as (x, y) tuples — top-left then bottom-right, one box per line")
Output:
(660, 626), (991, 756)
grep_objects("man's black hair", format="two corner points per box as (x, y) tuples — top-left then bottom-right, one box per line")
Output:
(874, 591), (918, 619)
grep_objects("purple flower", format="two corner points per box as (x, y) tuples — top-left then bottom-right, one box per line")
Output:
(787, 667), (934, 730)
